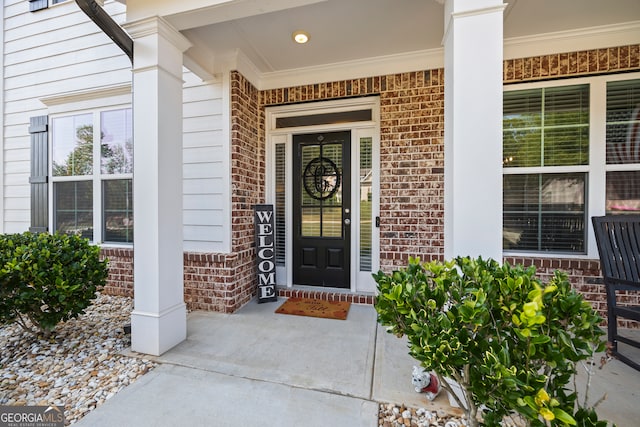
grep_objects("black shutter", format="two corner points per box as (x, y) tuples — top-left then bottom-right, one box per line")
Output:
(29, 116), (49, 233)
(29, 0), (48, 12)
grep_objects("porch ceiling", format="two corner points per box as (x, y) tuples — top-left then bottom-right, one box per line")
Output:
(150, 0), (640, 81)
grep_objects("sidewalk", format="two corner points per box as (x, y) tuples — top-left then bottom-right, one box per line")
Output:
(74, 298), (639, 426)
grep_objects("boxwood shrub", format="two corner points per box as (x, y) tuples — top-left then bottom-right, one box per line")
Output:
(0, 232), (108, 338)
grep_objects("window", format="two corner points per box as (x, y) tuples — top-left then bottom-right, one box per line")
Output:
(275, 144), (286, 266)
(359, 137), (373, 271)
(51, 108), (133, 243)
(503, 85), (589, 253)
(29, 0), (69, 12)
(606, 79), (640, 214)
(504, 76), (640, 255)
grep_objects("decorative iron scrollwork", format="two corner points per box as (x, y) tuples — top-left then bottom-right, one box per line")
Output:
(303, 157), (341, 200)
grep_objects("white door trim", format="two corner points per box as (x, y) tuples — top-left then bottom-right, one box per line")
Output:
(265, 97), (380, 293)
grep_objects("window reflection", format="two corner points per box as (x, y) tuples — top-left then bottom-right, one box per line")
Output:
(607, 171), (640, 214)
(101, 109), (133, 174)
(504, 173), (585, 252)
(52, 114), (93, 176)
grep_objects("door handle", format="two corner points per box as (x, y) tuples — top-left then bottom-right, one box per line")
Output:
(344, 218), (351, 225)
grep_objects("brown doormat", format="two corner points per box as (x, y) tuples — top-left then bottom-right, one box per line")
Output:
(275, 297), (351, 320)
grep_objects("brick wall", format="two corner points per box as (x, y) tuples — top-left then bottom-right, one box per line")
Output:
(183, 251), (255, 312)
(100, 248), (256, 313)
(504, 44), (640, 83)
(100, 248), (133, 297)
(378, 71), (445, 269)
(261, 70), (446, 269)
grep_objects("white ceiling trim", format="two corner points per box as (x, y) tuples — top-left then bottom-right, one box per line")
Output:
(254, 48), (445, 91)
(504, 20), (640, 60)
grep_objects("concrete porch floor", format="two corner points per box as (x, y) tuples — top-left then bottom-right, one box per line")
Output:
(75, 298), (639, 426)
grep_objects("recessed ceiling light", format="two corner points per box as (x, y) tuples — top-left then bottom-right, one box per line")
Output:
(292, 30), (309, 44)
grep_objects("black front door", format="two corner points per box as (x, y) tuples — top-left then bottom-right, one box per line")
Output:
(293, 131), (351, 288)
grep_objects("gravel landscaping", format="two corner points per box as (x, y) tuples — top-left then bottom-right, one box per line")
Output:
(377, 403), (468, 427)
(0, 293), (155, 425)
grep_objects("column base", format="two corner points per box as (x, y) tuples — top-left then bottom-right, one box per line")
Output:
(131, 302), (187, 356)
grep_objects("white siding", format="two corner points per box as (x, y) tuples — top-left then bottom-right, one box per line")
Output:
(2, 2), (232, 253)
(0, 2), (4, 231)
(2, 0), (130, 233)
(183, 71), (229, 253)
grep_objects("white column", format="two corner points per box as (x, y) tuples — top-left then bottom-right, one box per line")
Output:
(0, 2), (4, 233)
(443, 0), (506, 261)
(124, 17), (191, 356)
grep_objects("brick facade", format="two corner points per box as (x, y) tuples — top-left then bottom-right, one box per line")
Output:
(183, 251), (255, 312)
(100, 43), (640, 325)
(100, 248), (134, 298)
(504, 45), (640, 83)
(260, 70), (446, 268)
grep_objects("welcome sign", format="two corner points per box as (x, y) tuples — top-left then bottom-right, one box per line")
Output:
(254, 204), (278, 303)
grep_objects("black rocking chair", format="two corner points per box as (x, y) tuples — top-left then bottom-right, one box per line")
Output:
(592, 215), (640, 371)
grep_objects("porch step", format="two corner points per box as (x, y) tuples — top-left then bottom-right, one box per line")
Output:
(277, 287), (375, 305)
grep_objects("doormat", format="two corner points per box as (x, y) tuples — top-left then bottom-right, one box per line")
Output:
(275, 297), (350, 320)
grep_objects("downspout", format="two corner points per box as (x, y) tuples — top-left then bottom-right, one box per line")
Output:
(75, 0), (133, 63)
(76, 0), (133, 335)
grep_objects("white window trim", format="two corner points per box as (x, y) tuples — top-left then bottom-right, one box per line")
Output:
(503, 71), (640, 259)
(49, 103), (133, 248)
(51, 0), (74, 7)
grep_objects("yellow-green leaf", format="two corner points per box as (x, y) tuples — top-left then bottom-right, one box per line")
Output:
(552, 408), (577, 425)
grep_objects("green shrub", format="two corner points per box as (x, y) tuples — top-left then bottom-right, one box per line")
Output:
(0, 232), (108, 338)
(374, 256), (610, 427)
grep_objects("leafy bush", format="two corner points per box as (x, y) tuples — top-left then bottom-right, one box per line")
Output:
(374, 257), (610, 427)
(0, 232), (108, 338)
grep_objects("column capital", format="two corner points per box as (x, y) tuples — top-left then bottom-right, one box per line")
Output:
(444, 0), (505, 13)
(124, 16), (192, 53)
(443, 0), (506, 39)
